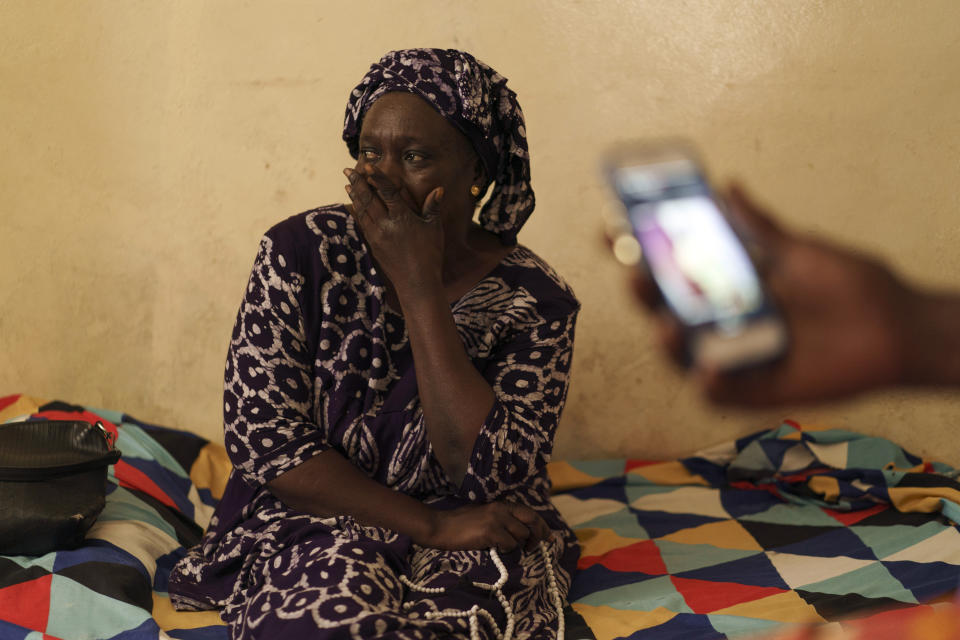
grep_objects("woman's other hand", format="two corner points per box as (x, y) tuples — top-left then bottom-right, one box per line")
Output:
(344, 163), (445, 296)
(420, 502), (551, 553)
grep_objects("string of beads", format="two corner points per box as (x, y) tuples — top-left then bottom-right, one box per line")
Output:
(398, 541), (564, 640)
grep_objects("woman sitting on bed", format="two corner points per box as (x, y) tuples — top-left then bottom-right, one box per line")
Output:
(169, 48), (580, 639)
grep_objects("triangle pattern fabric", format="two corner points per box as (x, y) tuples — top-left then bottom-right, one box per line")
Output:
(629, 508), (725, 539)
(0, 398), (227, 640)
(765, 551), (875, 590)
(738, 520), (842, 550)
(7, 401), (960, 640)
(0, 559), (49, 591)
(660, 519), (764, 552)
(552, 494), (630, 529)
(565, 459), (628, 481)
(769, 526), (879, 560)
(554, 423), (960, 639)
(0, 393), (38, 418)
(624, 459), (661, 473)
(573, 575), (692, 613)
(654, 540), (761, 575)
(575, 527), (651, 561)
(570, 603), (677, 639)
(881, 560), (960, 602)
(578, 539), (667, 575)
(571, 481), (629, 504)
(798, 561), (917, 604)
(795, 589), (915, 620)
(719, 487), (783, 519)
(705, 613), (783, 638)
(567, 564), (662, 602)
(823, 503), (887, 526)
(50, 542), (144, 575)
(670, 575), (787, 615)
(568, 507), (650, 540)
(849, 521), (948, 559)
(0, 553), (57, 575)
(854, 507), (940, 527)
(710, 589), (825, 624)
(623, 483), (683, 506)
(56, 562), (153, 611)
(637, 611), (727, 639)
(673, 551), (790, 590)
(738, 502), (844, 528)
(630, 486), (730, 519)
(626, 461), (710, 486)
(45, 573), (153, 640)
(0, 573), (51, 633)
(103, 618), (165, 640)
(0, 618), (36, 640)
(881, 527), (960, 565)
(150, 592), (225, 632)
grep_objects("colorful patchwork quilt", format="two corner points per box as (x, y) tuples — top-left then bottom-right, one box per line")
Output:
(551, 419), (960, 639)
(0, 395), (229, 640)
(3, 395), (960, 640)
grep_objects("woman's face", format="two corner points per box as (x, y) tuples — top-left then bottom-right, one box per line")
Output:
(357, 92), (483, 220)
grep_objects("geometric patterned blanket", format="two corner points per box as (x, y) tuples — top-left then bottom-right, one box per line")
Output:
(552, 419), (960, 639)
(3, 394), (960, 640)
(0, 394), (229, 640)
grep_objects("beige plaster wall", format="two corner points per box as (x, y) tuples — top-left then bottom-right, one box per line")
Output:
(2, 1), (958, 462)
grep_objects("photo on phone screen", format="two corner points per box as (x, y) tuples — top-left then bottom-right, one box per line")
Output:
(606, 143), (787, 370)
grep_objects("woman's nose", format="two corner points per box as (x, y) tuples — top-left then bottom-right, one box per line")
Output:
(377, 154), (403, 185)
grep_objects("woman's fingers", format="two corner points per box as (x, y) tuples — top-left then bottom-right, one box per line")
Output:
(363, 165), (401, 204)
(359, 164), (427, 217)
(527, 515), (551, 549)
(438, 503), (553, 553)
(421, 187), (444, 222)
(507, 504), (550, 549)
(501, 516), (532, 550)
(491, 528), (520, 553)
(343, 168), (384, 226)
(513, 505), (550, 541)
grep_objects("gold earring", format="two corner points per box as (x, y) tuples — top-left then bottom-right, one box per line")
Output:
(470, 185), (481, 197)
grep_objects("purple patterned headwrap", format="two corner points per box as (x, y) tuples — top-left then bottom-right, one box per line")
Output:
(342, 48), (534, 245)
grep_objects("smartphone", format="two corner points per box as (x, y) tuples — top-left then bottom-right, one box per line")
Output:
(603, 140), (787, 371)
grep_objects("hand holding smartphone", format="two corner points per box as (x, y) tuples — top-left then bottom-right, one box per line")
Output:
(604, 141), (788, 371)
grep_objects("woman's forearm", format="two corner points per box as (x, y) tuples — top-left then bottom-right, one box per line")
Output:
(397, 281), (496, 486)
(269, 448), (553, 554)
(268, 449), (437, 541)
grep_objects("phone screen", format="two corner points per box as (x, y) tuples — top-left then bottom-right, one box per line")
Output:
(613, 158), (764, 331)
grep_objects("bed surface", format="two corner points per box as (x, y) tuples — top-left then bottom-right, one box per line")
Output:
(552, 420), (960, 638)
(0, 395), (227, 640)
(2, 396), (959, 640)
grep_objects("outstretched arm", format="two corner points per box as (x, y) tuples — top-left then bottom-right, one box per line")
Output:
(629, 183), (960, 405)
(898, 290), (960, 388)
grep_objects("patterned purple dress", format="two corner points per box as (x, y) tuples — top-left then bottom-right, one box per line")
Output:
(169, 205), (580, 639)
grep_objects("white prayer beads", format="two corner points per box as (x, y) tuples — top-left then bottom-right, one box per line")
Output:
(399, 574), (445, 594)
(398, 541), (565, 640)
(540, 540), (565, 640)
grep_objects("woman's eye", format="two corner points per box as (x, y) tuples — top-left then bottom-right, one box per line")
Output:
(360, 149), (379, 160)
(404, 151), (426, 162)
